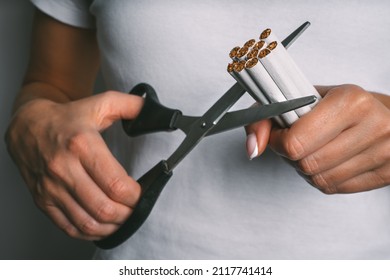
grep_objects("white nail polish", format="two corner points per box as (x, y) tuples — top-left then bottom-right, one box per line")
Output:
(249, 143), (259, 160)
(246, 133), (259, 160)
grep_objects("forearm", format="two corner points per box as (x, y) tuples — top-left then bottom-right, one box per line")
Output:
(11, 10), (100, 114)
(12, 81), (73, 114)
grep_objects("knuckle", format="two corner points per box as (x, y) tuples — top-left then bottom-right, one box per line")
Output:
(282, 134), (306, 160)
(46, 155), (63, 178)
(95, 203), (117, 223)
(298, 155), (320, 175)
(373, 169), (389, 188)
(311, 174), (337, 195)
(107, 177), (128, 199)
(79, 218), (99, 236)
(67, 132), (90, 154)
(94, 91), (119, 127)
(340, 85), (374, 115)
(62, 223), (79, 239)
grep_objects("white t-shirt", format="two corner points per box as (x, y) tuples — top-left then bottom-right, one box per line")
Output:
(31, 0), (390, 259)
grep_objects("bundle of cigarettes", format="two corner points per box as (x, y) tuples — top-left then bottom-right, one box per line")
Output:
(227, 28), (321, 127)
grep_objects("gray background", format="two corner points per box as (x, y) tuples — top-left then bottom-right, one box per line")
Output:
(0, 0), (97, 259)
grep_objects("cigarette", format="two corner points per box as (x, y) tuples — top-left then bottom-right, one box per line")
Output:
(229, 61), (286, 127)
(260, 28), (271, 40)
(253, 40), (266, 50)
(275, 43), (321, 108)
(260, 28), (279, 44)
(260, 28), (322, 109)
(236, 46), (250, 61)
(228, 61), (271, 107)
(244, 39), (256, 48)
(246, 48), (259, 60)
(267, 41), (277, 51)
(229, 46), (241, 61)
(259, 44), (318, 117)
(245, 58), (299, 126)
(267, 40), (321, 109)
(227, 26), (320, 126)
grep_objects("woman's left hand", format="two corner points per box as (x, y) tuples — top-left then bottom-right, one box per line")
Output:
(245, 84), (390, 194)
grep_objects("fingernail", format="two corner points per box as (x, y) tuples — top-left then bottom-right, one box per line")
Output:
(246, 133), (259, 160)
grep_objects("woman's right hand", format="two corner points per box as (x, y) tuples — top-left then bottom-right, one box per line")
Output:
(5, 91), (144, 240)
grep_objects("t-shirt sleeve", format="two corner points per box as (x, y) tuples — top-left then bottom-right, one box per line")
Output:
(30, 0), (95, 29)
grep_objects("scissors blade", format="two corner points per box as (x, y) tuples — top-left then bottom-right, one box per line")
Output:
(282, 21), (311, 49)
(172, 21), (311, 135)
(165, 82), (246, 171)
(206, 95), (317, 136)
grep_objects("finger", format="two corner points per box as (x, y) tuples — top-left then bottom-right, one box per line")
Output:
(269, 86), (365, 160)
(38, 177), (119, 238)
(306, 140), (389, 192)
(313, 163), (390, 194)
(45, 204), (98, 240)
(53, 183), (120, 238)
(87, 91), (144, 131)
(245, 119), (272, 159)
(71, 131), (141, 208)
(297, 121), (378, 175)
(57, 157), (133, 225)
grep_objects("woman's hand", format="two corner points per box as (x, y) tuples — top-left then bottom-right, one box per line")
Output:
(246, 84), (390, 194)
(5, 91), (144, 240)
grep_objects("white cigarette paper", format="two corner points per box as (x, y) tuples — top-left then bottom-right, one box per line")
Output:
(260, 29), (321, 109)
(259, 46), (315, 117)
(228, 61), (270, 105)
(228, 61), (286, 127)
(226, 26), (321, 127)
(245, 58), (299, 126)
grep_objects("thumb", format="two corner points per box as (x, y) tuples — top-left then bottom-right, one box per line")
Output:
(90, 91), (144, 131)
(244, 118), (272, 160)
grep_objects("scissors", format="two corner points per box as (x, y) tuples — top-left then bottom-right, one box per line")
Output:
(95, 22), (314, 249)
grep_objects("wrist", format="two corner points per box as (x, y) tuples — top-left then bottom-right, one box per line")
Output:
(12, 81), (72, 114)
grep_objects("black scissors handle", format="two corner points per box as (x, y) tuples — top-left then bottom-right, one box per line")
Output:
(95, 84), (180, 249)
(94, 160), (172, 249)
(95, 83), (245, 249)
(95, 22), (313, 249)
(95, 86), (316, 249)
(122, 83), (182, 137)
